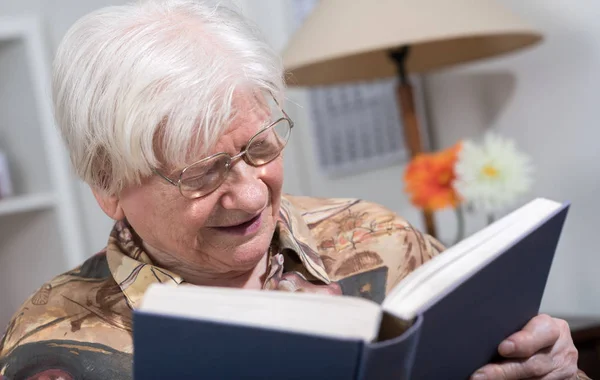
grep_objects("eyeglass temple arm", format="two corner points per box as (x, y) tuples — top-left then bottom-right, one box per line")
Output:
(152, 168), (179, 187)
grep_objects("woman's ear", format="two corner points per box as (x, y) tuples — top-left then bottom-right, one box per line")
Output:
(92, 188), (125, 221)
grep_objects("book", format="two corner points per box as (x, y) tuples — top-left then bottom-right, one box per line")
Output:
(133, 198), (569, 379)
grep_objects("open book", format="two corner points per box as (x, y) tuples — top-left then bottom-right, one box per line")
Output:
(134, 198), (569, 380)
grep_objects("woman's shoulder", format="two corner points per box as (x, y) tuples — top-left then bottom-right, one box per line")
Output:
(0, 250), (133, 379)
(282, 194), (443, 251)
(282, 194), (445, 297)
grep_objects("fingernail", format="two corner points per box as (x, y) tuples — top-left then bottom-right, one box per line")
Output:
(471, 372), (487, 380)
(499, 340), (515, 355)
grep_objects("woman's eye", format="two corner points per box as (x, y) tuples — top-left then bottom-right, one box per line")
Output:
(184, 166), (220, 188)
(183, 175), (205, 188)
(251, 137), (276, 154)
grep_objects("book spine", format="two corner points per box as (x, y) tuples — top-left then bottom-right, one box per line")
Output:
(355, 313), (423, 380)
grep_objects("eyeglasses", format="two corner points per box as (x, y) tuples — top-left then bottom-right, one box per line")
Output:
(153, 106), (294, 199)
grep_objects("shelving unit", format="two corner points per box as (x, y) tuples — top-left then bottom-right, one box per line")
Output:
(0, 16), (86, 328)
(0, 193), (55, 216)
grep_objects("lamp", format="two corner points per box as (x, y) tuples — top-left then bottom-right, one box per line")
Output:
(282, 0), (542, 237)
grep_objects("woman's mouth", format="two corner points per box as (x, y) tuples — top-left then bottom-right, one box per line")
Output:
(213, 213), (263, 236)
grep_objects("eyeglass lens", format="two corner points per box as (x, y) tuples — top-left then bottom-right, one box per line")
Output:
(179, 118), (291, 198)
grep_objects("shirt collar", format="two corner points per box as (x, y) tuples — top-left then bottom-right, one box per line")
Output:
(276, 196), (330, 283)
(106, 195), (331, 309)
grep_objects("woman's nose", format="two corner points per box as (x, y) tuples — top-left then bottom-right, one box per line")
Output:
(219, 161), (267, 214)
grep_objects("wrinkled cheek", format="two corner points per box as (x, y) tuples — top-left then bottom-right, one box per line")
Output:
(263, 158), (284, 213)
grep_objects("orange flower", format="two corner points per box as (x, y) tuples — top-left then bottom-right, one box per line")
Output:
(404, 142), (462, 211)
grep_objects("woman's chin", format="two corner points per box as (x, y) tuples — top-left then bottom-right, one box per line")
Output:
(229, 246), (269, 269)
(199, 218), (276, 271)
(235, 218), (275, 257)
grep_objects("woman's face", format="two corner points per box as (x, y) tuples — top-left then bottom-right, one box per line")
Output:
(111, 93), (284, 275)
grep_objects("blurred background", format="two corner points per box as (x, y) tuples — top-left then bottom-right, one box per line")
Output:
(0, 0), (599, 370)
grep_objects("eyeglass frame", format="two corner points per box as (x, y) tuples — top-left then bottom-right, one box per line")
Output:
(153, 102), (294, 199)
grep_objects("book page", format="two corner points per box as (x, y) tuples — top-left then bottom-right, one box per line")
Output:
(141, 284), (383, 342)
(383, 198), (562, 320)
(385, 202), (525, 303)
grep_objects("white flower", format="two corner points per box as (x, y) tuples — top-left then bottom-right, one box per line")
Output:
(454, 132), (533, 213)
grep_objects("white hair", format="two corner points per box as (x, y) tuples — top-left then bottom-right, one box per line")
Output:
(52, 0), (285, 194)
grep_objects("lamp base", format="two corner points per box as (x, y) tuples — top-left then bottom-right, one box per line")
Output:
(396, 81), (437, 238)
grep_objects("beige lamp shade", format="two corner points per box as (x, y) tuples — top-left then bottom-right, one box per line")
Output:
(283, 0), (543, 86)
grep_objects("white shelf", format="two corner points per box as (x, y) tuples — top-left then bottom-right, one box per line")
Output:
(0, 16), (87, 330)
(0, 17), (32, 42)
(0, 193), (56, 217)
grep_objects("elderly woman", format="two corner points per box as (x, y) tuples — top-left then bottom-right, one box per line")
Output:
(0, 1), (586, 379)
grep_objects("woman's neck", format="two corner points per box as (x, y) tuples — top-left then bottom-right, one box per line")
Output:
(183, 252), (269, 289)
(144, 244), (270, 290)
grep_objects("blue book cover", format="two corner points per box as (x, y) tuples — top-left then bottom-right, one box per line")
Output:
(409, 203), (569, 379)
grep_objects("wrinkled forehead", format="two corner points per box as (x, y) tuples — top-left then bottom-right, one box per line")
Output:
(210, 90), (278, 145)
(230, 91), (273, 126)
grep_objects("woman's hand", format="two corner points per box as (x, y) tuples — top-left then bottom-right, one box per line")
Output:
(471, 314), (579, 379)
